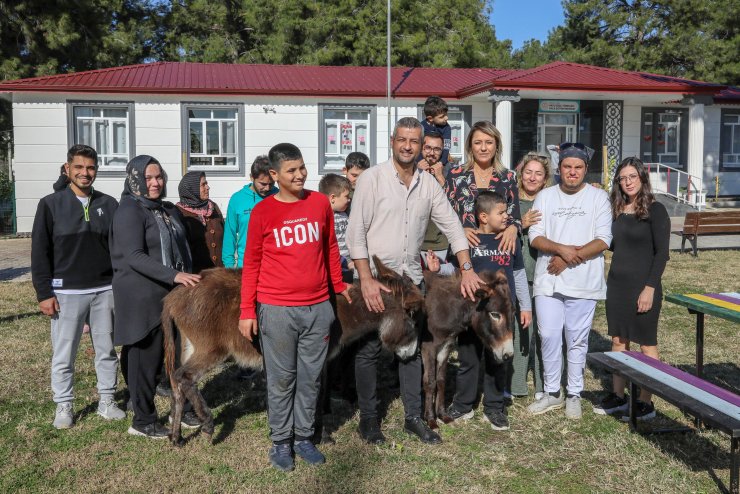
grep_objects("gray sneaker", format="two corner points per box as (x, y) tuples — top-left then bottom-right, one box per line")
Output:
(565, 395), (582, 419)
(97, 397), (126, 420)
(527, 393), (564, 415)
(53, 402), (74, 429)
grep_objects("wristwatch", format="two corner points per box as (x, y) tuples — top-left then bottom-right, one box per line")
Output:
(461, 261), (473, 271)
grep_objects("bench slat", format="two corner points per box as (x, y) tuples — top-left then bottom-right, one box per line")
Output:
(588, 352), (740, 437)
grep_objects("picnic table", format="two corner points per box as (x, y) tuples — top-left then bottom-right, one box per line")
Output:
(665, 292), (740, 378)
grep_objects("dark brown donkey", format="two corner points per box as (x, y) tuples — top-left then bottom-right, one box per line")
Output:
(162, 257), (423, 446)
(421, 269), (514, 429)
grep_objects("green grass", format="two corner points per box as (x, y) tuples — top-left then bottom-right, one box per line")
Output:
(0, 251), (738, 493)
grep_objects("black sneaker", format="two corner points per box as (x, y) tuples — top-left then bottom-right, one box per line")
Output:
(156, 382), (172, 398)
(593, 393), (629, 415)
(268, 443), (295, 472)
(444, 404), (474, 423)
(294, 439), (326, 465)
(404, 416), (442, 444)
(621, 400), (656, 422)
(483, 410), (510, 431)
(127, 422), (170, 439)
(358, 417), (385, 445)
(169, 411), (202, 429)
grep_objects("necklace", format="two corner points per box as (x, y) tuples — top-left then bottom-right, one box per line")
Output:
(474, 165), (493, 187)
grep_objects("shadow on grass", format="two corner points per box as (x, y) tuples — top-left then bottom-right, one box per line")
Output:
(0, 266), (30, 281)
(0, 311), (38, 324)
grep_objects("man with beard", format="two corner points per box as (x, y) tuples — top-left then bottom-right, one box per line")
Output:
(526, 143), (612, 420)
(417, 130), (453, 268)
(347, 117), (484, 445)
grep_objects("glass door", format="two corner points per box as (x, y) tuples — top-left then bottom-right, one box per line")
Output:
(537, 113), (577, 151)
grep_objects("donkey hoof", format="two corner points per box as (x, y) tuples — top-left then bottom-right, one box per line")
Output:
(170, 435), (185, 448)
(440, 415), (454, 425)
(427, 419), (439, 430)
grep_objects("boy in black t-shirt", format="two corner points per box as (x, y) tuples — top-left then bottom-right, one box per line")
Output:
(426, 191), (531, 429)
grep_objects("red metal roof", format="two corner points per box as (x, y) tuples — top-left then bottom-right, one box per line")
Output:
(0, 61), (726, 98)
(492, 61), (724, 94)
(715, 86), (740, 105)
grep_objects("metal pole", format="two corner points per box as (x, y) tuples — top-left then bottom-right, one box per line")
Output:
(387, 0), (392, 158)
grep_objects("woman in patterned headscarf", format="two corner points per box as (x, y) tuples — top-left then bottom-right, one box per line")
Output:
(110, 155), (201, 439)
(176, 171), (224, 273)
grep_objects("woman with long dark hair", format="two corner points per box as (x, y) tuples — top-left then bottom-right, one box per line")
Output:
(594, 157), (670, 421)
(176, 171), (224, 273)
(111, 156), (200, 438)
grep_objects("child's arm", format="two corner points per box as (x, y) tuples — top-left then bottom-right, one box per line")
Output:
(239, 211), (263, 340)
(325, 202), (350, 301)
(425, 250), (455, 276)
(513, 268), (532, 328)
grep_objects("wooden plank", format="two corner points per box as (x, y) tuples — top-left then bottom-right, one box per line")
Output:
(588, 353), (740, 437)
(666, 293), (740, 323)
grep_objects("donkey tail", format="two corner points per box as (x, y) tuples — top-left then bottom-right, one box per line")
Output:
(161, 299), (177, 384)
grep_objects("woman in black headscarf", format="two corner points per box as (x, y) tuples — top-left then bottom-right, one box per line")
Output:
(176, 171), (224, 273)
(110, 155), (200, 439)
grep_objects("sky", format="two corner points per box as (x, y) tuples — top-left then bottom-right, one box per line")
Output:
(489, 0), (565, 50)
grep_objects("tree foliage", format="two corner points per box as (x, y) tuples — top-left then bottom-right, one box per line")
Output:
(544, 0), (740, 85)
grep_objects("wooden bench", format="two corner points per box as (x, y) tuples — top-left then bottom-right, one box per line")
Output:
(588, 351), (739, 493)
(678, 210), (740, 256)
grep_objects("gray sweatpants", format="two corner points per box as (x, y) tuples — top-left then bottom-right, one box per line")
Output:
(51, 290), (118, 404)
(258, 300), (334, 443)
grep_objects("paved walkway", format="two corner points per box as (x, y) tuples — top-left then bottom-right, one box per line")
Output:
(1, 223), (739, 282)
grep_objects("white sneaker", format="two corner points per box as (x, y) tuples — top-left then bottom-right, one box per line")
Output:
(97, 397), (126, 420)
(527, 393), (564, 415)
(534, 392), (545, 401)
(565, 395), (582, 419)
(53, 402), (74, 429)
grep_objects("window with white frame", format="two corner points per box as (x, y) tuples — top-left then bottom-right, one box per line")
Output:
(720, 111), (740, 170)
(71, 105), (132, 169)
(416, 104), (471, 165)
(186, 107), (240, 169)
(319, 105), (375, 173)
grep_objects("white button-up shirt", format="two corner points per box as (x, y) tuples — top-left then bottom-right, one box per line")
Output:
(347, 159), (468, 284)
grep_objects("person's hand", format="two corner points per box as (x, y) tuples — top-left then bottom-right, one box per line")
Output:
(495, 224), (518, 253)
(347, 260), (355, 270)
(425, 250), (441, 273)
(430, 163), (445, 186)
(460, 269), (485, 300)
(360, 277), (392, 313)
(39, 296), (60, 317)
(556, 244), (581, 266)
(239, 319), (258, 341)
(547, 255), (567, 275)
(637, 286), (655, 313)
(339, 286), (352, 304)
(522, 209), (542, 229)
(174, 272), (201, 287)
(464, 227), (480, 247)
(520, 310), (532, 329)
(417, 159), (431, 172)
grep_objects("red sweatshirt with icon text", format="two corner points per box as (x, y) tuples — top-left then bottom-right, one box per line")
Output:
(239, 190), (347, 320)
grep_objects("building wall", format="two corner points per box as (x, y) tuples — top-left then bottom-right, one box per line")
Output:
(11, 92), (492, 232)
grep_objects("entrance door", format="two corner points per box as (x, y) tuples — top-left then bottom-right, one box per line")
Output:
(537, 113), (577, 151)
(640, 109), (687, 168)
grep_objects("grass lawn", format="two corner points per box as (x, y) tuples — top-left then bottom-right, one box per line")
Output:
(0, 251), (738, 493)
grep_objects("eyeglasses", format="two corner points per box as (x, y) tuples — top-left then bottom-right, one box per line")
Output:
(423, 145), (443, 154)
(559, 142), (587, 151)
(617, 174), (640, 184)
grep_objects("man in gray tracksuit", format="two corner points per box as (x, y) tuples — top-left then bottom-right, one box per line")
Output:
(31, 144), (125, 429)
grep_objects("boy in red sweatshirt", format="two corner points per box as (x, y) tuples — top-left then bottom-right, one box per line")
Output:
(239, 143), (351, 472)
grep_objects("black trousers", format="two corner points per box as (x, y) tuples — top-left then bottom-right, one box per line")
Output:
(354, 333), (422, 420)
(121, 326), (164, 428)
(451, 328), (506, 415)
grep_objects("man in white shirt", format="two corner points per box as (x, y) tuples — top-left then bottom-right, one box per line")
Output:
(526, 143), (612, 419)
(347, 117), (483, 445)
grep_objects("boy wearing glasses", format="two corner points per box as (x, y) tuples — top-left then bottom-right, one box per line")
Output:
(526, 142), (612, 420)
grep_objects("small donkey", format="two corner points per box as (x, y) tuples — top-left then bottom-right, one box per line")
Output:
(420, 269), (514, 429)
(162, 256), (423, 446)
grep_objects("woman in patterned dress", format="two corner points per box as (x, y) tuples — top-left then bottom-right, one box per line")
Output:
(444, 120), (521, 252)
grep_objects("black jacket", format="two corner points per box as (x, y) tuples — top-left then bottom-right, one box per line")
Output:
(31, 187), (118, 302)
(110, 195), (186, 346)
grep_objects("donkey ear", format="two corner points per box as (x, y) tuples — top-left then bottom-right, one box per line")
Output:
(493, 269), (512, 299)
(474, 283), (494, 299)
(373, 255), (397, 279)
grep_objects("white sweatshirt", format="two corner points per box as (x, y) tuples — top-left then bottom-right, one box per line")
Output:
(528, 184), (612, 300)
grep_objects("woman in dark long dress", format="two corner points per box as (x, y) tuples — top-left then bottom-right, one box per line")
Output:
(594, 157), (670, 420)
(111, 155), (201, 438)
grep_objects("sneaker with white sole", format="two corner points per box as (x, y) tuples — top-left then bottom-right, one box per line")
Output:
(97, 397), (126, 420)
(564, 395), (582, 419)
(592, 393), (629, 416)
(482, 410), (510, 431)
(534, 391), (545, 401)
(621, 400), (656, 422)
(527, 392), (565, 415)
(444, 404), (475, 423)
(53, 402), (74, 429)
